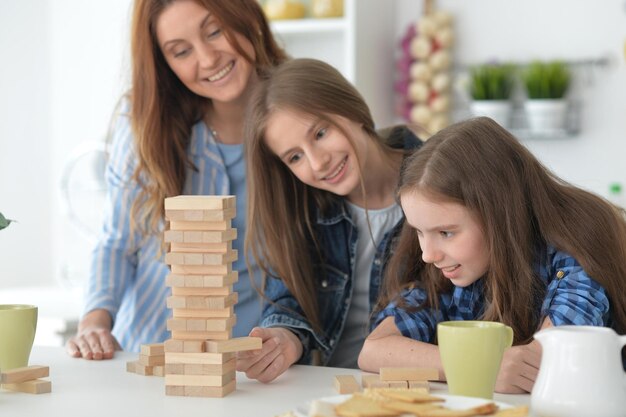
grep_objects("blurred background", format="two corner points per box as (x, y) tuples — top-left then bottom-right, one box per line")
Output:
(1, 0), (625, 345)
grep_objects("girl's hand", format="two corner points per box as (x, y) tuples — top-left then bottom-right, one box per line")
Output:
(65, 309), (121, 360)
(236, 327), (303, 383)
(495, 340), (542, 393)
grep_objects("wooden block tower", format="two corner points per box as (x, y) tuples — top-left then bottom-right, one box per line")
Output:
(162, 195), (240, 398)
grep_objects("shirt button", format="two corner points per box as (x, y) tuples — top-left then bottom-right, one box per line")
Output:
(374, 259), (382, 266)
(321, 280), (328, 288)
(556, 270), (565, 279)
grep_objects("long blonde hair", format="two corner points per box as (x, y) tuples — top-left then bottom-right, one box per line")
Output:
(378, 117), (626, 344)
(244, 58), (404, 332)
(128, 0), (287, 235)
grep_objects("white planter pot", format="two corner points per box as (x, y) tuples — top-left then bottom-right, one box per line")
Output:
(524, 99), (567, 133)
(469, 100), (512, 128)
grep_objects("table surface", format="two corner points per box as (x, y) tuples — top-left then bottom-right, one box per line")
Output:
(1, 346), (532, 416)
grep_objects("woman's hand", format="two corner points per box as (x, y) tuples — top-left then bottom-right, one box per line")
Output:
(236, 327), (303, 383)
(495, 340), (542, 393)
(65, 309), (121, 360)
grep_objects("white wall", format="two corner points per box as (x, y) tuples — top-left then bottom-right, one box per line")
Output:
(1, 0), (625, 290)
(396, 0), (626, 196)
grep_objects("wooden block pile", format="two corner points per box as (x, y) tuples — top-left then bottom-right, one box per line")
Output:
(335, 367), (438, 394)
(127, 343), (165, 376)
(1, 365), (51, 394)
(162, 195), (261, 398)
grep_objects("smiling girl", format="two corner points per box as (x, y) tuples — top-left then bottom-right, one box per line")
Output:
(359, 117), (626, 393)
(66, 0), (287, 359)
(236, 59), (423, 382)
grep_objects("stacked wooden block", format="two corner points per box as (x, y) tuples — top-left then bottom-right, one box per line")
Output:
(127, 343), (165, 376)
(334, 367), (438, 394)
(1, 365), (51, 394)
(162, 195), (260, 398)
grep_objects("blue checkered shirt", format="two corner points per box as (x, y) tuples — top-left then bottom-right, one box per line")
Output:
(374, 246), (611, 342)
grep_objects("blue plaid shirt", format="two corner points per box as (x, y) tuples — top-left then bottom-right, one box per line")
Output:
(374, 246), (611, 342)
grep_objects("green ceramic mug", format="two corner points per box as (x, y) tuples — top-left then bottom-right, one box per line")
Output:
(0, 304), (38, 371)
(438, 321), (513, 399)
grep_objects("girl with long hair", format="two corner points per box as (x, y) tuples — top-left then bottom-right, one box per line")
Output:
(359, 117), (626, 393)
(66, 0), (287, 359)
(237, 58), (423, 382)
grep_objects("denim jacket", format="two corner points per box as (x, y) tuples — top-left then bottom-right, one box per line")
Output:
(260, 126), (423, 365)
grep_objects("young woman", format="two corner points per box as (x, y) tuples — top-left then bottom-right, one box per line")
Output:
(65, 0), (287, 359)
(237, 58), (423, 382)
(359, 117), (626, 393)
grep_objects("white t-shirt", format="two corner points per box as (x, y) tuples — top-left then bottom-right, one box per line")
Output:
(327, 201), (403, 368)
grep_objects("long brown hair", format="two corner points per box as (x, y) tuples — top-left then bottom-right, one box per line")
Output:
(128, 0), (287, 235)
(378, 117), (626, 344)
(244, 58), (402, 332)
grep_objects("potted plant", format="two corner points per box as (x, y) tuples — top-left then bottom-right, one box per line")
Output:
(468, 63), (516, 128)
(522, 60), (571, 133)
(0, 212), (14, 231)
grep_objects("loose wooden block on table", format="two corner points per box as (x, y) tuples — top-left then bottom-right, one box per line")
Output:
(166, 293), (238, 310)
(408, 380), (430, 390)
(127, 360), (154, 376)
(204, 336), (262, 353)
(140, 343), (164, 356)
(361, 374), (390, 388)
(166, 379), (236, 398)
(170, 263), (232, 275)
(0, 365), (49, 384)
(169, 220), (231, 231)
(2, 379), (51, 394)
(164, 229), (237, 244)
(334, 375), (361, 394)
(166, 271), (238, 288)
(164, 195), (235, 210)
(164, 250), (238, 266)
(165, 207), (236, 222)
(379, 367), (439, 381)
(169, 241), (232, 254)
(139, 354), (165, 366)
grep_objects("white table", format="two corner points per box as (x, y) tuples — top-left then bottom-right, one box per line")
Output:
(1, 346), (531, 416)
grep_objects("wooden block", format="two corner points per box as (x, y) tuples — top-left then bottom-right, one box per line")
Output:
(379, 367), (439, 382)
(183, 379), (236, 397)
(165, 207), (236, 222)
(2, 379), (51, 394)
(170, 241), (232, 253)
(408, 380), (430, 390)
(361, 374), (389, 388)
(166, 271), (238, 288)
(334, 375), (360, 394)
(140, 343), (164, 356)
(204, 336), (262, 353)
(169, 220), (231, 231)
(171, 264), (232, 275)
(167, 316), (236, 332)
(165, 352), (235, 365)
(171, 329), (232, 341)
(0, 365), (49, 384)
(164, 370), (235, 387)
(164, 339), (184, 353)
(164, 195), (235, 210)
(139, 354), (165, 366)
(165, 358), (236, 376)
(388, 380), (408, 388)
(165, 339), (207, 353)
(173, 306), (234, 319)
(152, 366), (165, 377)
(164, 229), (237, 244)
(166, 293), (238, 310)
(126, 360), (154, 376)
(171, 286), (233, 296)
(165, 385), (185, 396)
(164, 250), (238, 266)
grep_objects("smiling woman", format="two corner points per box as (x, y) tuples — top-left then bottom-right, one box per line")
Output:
(65, 0), (287, 360)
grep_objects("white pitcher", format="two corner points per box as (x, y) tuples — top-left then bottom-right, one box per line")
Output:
(531, 326), (626, 417)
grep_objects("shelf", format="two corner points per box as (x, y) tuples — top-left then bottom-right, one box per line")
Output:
(270, 17), (347, 35)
